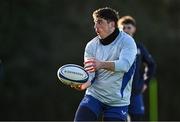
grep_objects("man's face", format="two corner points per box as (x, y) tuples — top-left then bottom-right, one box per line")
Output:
(93, 17), (115, 39)
(122, 24), (136, 36)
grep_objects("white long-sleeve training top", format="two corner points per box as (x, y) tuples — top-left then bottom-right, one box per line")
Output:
(84, 30), (137, 106)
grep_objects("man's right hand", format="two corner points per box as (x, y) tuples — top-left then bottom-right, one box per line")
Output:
(70, 80), (91, 91)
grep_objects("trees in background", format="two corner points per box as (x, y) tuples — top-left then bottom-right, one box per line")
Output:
(0, 0), (179, 120)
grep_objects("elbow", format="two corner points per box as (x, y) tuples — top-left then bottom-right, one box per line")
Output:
(114, 60), (131, 72)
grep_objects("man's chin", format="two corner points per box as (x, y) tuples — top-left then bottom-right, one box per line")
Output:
(98, 35), (102, 39)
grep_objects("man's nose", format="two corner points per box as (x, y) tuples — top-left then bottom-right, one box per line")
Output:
(123, 29), (128, 32)
(94, 23), (99, 29)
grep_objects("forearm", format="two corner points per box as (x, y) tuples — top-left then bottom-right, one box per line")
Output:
(99, 61), (115, 71)
(84, 58), (115, 72)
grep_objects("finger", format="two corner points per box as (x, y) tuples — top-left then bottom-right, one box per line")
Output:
(70, 84), (78, 88)
(84, 64), (94, 68)
(84, 61), (96, 68)
(85, 68), (95, 73)
(84, 60), (95, 65)
(70, 84), (82, 90)
(70, 85), (76, 88)
(84, 59), (95, 68)
(85, 66), (95, 71)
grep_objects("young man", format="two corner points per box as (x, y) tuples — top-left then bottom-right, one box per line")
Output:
(72, 7), (137, 121)
(118, 16), (156, 121)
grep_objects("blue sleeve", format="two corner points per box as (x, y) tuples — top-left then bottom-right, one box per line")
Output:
(140, 43), (156, 85)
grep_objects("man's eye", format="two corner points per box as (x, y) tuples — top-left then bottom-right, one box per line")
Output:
(98, 21), (102, 24)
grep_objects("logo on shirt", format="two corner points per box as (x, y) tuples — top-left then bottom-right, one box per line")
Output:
(82, 97), (89, 104)
(121, 110), (127, 115)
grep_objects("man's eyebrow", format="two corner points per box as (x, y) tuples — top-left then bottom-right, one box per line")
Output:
(94, 19), (103, 22)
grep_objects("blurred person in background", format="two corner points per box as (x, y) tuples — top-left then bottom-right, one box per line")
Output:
(118, 16), (156, 121)
(71, 7), (137, 121)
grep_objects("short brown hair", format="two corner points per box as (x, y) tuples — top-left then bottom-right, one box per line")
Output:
(93, 7), (119, 27)
(118, 15), (136, 27)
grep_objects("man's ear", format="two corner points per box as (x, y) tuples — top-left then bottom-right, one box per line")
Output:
(133, 26), (136, 34)
(109, 21), (115, 28)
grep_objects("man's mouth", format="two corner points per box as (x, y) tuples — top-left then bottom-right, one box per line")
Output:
(96, 30), (100, 35)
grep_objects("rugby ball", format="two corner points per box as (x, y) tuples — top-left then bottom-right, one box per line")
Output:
(57, 64), (89, 85)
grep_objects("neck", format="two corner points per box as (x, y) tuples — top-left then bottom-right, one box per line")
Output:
(100, 28), (119, 45)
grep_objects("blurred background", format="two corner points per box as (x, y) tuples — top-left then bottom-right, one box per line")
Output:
(0, 0), (180, 121)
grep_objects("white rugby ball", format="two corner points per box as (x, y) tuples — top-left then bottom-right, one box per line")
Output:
(57, 64), (89, 85)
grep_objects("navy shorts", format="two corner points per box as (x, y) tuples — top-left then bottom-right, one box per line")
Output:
(76, 95), (128, 120)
